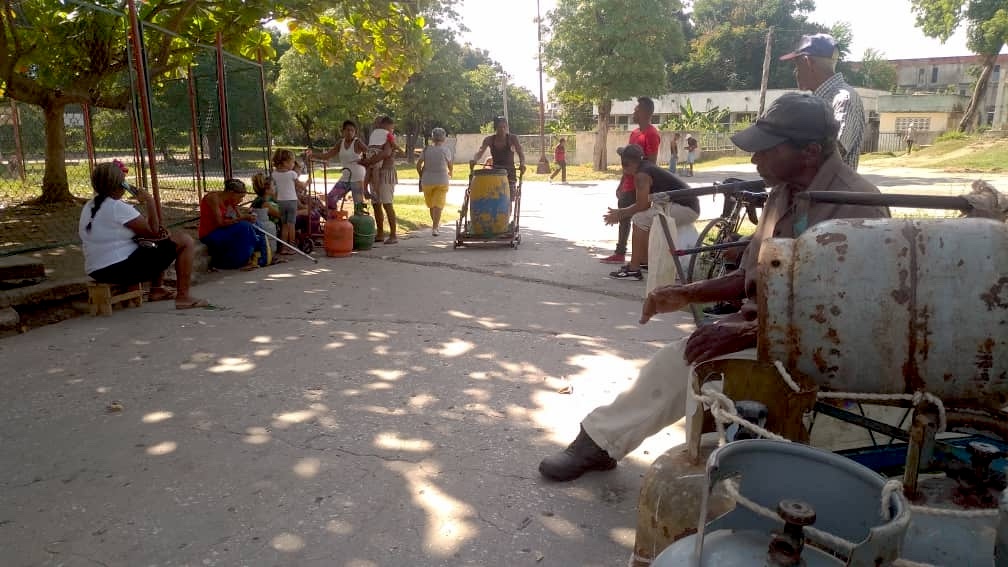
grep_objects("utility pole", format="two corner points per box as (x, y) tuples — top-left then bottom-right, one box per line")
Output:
(535, 0), (550, 174)
(502, 73), (509, 124)
(758, 26), (774, 117)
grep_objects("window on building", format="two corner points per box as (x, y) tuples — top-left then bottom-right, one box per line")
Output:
(931, 66), (939, 83)
(994, 65), (1001, 82)
(895, 117), (931, 132)
(917, 68), (926, 85)
(985, 105), (995, 126)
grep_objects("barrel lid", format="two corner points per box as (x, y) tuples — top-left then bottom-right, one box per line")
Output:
(471, 168), (508, 177)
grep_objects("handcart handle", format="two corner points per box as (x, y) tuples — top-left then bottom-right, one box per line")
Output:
(796, 191), (973, 212)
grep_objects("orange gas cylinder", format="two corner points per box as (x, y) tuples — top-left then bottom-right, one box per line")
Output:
(324, 210), (353, 257)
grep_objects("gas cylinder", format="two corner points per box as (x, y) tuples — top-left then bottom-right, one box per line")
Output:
(349, 203), (376, 251)
(324, 209), (353, 257)
(651, 440), (910, 566)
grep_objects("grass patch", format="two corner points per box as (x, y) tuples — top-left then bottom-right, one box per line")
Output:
(393, 162), (624, 183)
(862, 136), (1007, 173)
(391, 193), (458, 234)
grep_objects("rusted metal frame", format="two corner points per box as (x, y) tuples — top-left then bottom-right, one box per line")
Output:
(126, 0), (163, 224)
(796, 191), (973, 212)
(903, 410), (939, 498)
(82, 103), (95, 174)
(186, 67), (204, 199)
(215, 32), (232, 180)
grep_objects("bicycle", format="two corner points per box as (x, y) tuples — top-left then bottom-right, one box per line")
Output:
(684, 178), (767, 284)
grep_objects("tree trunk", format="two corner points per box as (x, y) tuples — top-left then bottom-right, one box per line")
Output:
(406, 131), (418, 164)
(593, 99), (611, 171)
(40, 101), (74, 203)
(958, 55), (996, 132)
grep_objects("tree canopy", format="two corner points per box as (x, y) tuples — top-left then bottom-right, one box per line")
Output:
(0, 0), (440, 201)
(543, 0), (687, 170)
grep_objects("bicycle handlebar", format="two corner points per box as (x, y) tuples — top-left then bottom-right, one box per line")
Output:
(651, 179), (767, 201)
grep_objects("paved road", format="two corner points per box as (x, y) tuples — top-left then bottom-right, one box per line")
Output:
(3, 163), (1004, 566)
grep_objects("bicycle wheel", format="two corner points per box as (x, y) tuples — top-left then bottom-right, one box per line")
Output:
(687, 217), (731, 283)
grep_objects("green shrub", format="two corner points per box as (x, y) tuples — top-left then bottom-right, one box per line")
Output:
(936, 130), (969, 142)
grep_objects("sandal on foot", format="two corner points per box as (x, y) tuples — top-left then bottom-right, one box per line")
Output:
(609, 265), (642, 280)
(384, 236), (399, 244)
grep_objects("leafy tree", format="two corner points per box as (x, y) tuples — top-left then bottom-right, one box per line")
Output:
(459, 64), (539, 135)
(669, 0), (827, 92)
(392, 29), (471, 160)
(911, 0), (1008, 131)
(843, 48), (898, 91)
(0, 1), (436, 202)
(273, 47), (379, 147)
(544, 0), (687, 170)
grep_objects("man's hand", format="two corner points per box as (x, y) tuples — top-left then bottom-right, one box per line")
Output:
(603, 207), (622, 226)
(640, 284), (690, 324)
(683, 319), (757, 364)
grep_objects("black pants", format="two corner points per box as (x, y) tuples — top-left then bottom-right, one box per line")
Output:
(614, 191), (636, 255)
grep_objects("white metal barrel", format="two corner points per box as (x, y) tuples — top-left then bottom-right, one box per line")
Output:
(756, 218), (1008, 409)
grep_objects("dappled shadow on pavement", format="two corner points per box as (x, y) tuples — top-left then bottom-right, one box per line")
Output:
(0, 227), (690, 566)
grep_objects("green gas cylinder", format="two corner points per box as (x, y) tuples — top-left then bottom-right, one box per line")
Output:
(349, 203), (376, 250)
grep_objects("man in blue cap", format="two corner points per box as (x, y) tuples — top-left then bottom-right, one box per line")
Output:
(780, 33), (865, 170)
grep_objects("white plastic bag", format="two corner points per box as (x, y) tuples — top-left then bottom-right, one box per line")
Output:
(645, 211), (679, 297)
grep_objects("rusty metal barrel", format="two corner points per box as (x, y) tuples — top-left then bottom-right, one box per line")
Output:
(756, 218), (1008, 410)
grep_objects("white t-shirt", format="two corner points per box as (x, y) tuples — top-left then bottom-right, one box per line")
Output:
(271, 170), (299, 202)
(78, 197), (141, 274)
(368, 128), (390, 147)
(338, 138), (366, 182)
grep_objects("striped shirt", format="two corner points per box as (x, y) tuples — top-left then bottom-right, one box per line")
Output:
(815, 73), (864, 170)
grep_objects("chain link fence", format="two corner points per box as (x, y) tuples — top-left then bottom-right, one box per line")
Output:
(0, 2), (270, 284)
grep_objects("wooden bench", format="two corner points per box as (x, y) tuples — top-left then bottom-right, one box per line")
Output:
(87, 281), (143, 316)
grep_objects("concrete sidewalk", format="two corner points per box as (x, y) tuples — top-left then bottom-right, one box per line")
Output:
(0, 181), (694, 567)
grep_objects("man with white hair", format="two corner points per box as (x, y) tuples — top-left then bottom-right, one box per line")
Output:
(780, 33), (865, 170)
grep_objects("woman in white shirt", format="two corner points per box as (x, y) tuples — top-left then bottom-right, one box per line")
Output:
(306, 120), (370, 205)
(78, 161), (205, 309)
(416, 128), (453, 236)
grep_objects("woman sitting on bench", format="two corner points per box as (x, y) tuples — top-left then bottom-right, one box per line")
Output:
(78, 161), (206, 309)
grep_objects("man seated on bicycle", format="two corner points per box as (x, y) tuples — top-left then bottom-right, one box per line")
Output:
(539, 93), (890, 482)
(603, 144), (700, 281)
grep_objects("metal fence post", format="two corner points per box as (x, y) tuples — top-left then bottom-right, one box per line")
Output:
(258, 47), (273, 173)
(126, 0), (162, 224)
(187, 66), (204, 199)
(216, 32), (232, 180)
(82, 103), (95, 174)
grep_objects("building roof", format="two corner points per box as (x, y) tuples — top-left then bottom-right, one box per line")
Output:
(883, 54), (1008, 66)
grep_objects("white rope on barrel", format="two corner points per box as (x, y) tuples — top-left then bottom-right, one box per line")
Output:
(693, 384), (790, 444)
(773, 360), (803, 393)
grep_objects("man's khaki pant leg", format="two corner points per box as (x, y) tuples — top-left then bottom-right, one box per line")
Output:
(582, 339), (756, 461)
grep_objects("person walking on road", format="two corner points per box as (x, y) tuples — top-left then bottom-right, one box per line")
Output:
(550, 138), (567, 183)
(599, 96), (661, 265)
(416, 127), (453, 236)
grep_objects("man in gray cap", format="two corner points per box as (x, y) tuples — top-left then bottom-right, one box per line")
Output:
(539, 93), (888, 482)
(780, 33), (865, 170)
